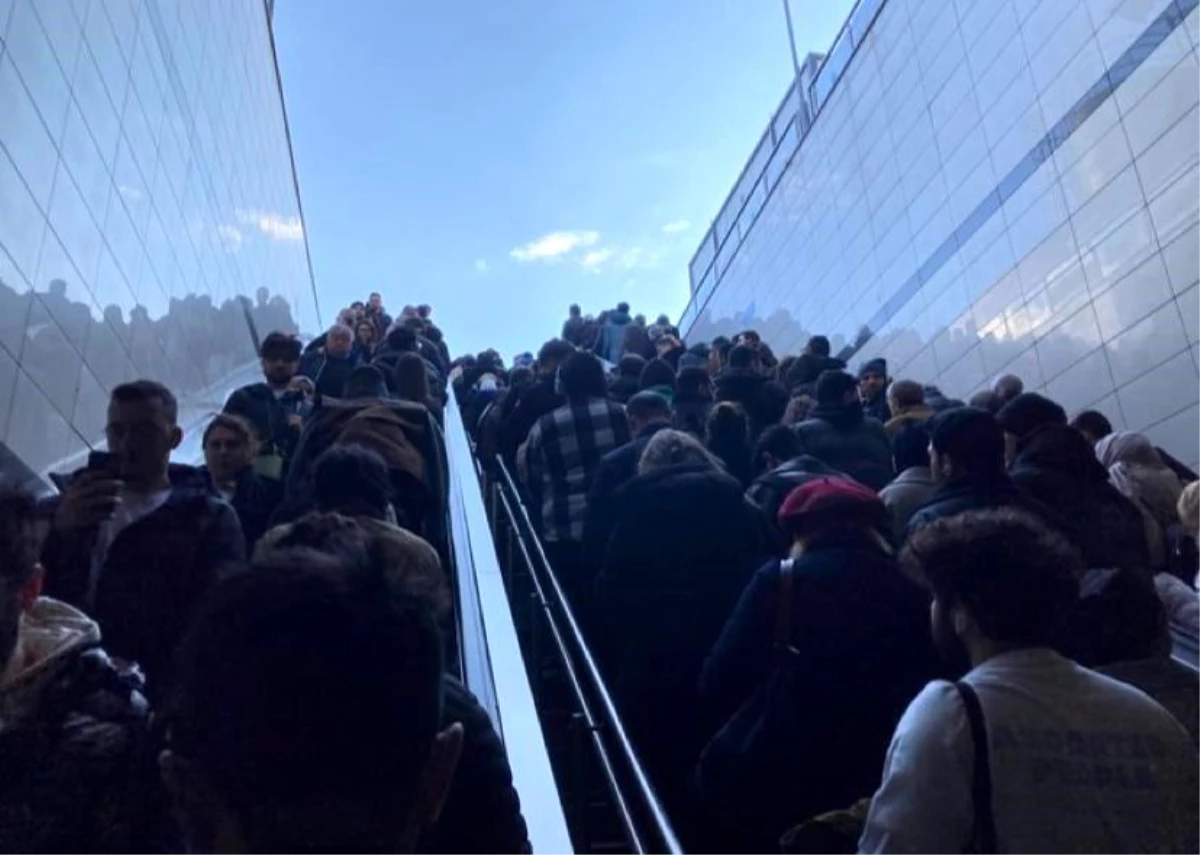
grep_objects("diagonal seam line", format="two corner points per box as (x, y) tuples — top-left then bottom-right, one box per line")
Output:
(813, 0), (1198, 365)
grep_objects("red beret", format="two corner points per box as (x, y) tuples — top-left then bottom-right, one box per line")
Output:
(777, 476), (886, 534)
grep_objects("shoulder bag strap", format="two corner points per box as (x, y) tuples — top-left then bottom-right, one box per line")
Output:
(773, 558), (796, 650)
(955, 680), (998, 855)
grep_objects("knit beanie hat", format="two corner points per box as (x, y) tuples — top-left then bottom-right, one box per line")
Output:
(858, 357), (887, 379)
(816, 370), (858, 406)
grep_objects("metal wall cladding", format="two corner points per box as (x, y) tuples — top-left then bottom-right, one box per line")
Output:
(0, 0), (319, 477)
(683, 0), (1200, 469)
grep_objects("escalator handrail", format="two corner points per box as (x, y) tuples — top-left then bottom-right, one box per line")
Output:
(443, 405), (573, 854)
(494, 457), (683, 854)
(495, 485), (655, 853)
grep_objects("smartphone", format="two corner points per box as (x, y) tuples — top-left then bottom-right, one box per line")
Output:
(87, 450), (120, 475)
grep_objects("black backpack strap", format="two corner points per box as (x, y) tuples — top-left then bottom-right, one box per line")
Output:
(773, 558), (796, 650)
(954, 680), (997, 854)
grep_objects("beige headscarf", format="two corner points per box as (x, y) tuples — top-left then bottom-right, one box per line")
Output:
(1095, 432), (1184, 529)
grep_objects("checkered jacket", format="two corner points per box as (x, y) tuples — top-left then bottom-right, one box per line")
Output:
(524, 397), (630, 543)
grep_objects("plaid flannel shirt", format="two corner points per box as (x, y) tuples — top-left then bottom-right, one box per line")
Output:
(524, 397), (630, 543)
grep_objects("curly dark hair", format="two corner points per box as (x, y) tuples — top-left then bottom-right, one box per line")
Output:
(903, 507), (1081, 646)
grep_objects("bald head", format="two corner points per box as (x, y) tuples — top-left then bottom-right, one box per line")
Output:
(993, 374), (1024, 405)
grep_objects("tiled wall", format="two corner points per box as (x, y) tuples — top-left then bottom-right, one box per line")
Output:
(684, 0), (1199, 469)
(0, 0), (320, 479)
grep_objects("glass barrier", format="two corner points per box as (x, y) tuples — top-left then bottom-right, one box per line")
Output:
(443, 405), (574, 854)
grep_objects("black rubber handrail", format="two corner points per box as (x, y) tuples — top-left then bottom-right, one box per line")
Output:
(493, 458), (683, 854)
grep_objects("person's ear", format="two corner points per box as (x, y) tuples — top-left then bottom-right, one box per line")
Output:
(170, 425), (184, 451)
(411, 723), (464, 827)
(19, 565), (44, 611)
(952, 605), (972, 640)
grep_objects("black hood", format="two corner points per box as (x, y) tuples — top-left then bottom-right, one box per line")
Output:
(808, 400), (864, 430)
(715, 370), (768, 398)
(1015, 424), (1109, 483)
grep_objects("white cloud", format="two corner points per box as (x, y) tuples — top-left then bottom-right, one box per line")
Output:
(661, 219), (691, 234)
(579, 248), (615, 270)
(475, 259), (488, 273)
(216, 224), (244, 249)
(615, 246), (663, 271)
(236, 208), (304, 241)
(509, 230), (599, 262)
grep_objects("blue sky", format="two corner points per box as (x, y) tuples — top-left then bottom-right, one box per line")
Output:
(274, 0), (853, 357)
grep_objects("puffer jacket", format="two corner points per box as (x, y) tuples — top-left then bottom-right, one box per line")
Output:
(792, 403), (893, 491)
(0, 599), (156, 853)
(1011, 425), (1150, 573)
(746, 455), (845, 550)
(42, 465), (246, 703)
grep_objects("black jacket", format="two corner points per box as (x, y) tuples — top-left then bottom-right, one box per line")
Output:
(714, 371), (788, 439)
(792, 403), (893, 491)
(424, 676), (530, 853)
(202, 465), (283, 553)
(583, 422), (672, 555)
(699, 538), (939, 850)
(608, 375), (640, 404)
(905, 471), (1058, 537)
(596, 463), (772, 815)
(222, 382), (303, 461)
(746, 455), (844, 550)
(1011, 425), (1150, 572)
(0, 637), (156, 853)
(498, 375), (564, 460)
(42, 465), (246, 702)
(862, 393), (891, 423)
(673, 394), (713, 438)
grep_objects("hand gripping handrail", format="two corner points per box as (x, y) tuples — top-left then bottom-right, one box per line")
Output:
(493, 457), (683, 854)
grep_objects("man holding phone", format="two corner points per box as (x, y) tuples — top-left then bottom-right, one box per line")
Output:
(42, 380), (245, 702)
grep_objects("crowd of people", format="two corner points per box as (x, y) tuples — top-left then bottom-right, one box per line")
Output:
(1, 287), (1197, 853)
(0, 295), (531, 853)
(457, 302), (1200, 853)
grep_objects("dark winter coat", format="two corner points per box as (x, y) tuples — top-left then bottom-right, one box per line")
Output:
(1011, 425), (1151, 572)
(862, 393), (891, 424)
(746, 455), (844, 550)
(498, 375), (564, 460)
(714, 370), (788, 439)
(608, 375), (640, 404)
(792, 403), (893, 491)
(299, 350), (360, 399)
(905, 471), (1058, 538)
(202, 464), (283, 553)
(583, 422), (672, 555)
(673, 393), (714, 438)
(596, 309), (632, 363)
(42, 465), (246, 702)
(561, 316), (586, 347)
(596, 463), (772, 816)
(699, 536), (939, 850)
(424, 676), (530, 853)
(222, 381), (304, 462)
(0, 604), (157, 853)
